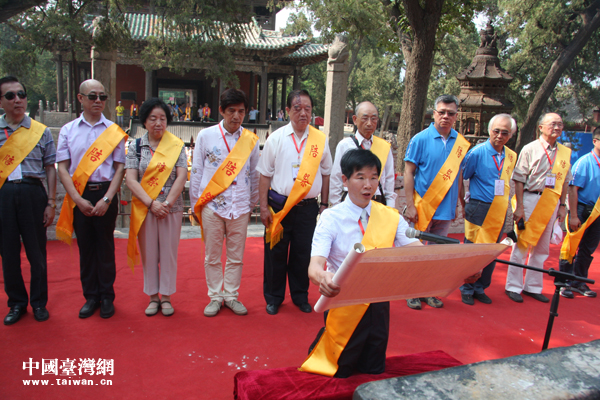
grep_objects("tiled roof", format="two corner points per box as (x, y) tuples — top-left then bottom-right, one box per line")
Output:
(124, 13), (319, 54)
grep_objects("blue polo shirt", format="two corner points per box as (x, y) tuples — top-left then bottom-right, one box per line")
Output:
(463, 140), (505, 203)
(570, 151), (600, 206)
(404, 122), (463, 220)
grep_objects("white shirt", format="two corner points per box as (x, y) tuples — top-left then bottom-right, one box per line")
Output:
(189, 121), (260, 219)
(248, 109), (259, 120)
(256, 122), (332, 199)
(56, 113), (126, 182)
(311, 197), (417, 274)
(329, 131), (397, 207)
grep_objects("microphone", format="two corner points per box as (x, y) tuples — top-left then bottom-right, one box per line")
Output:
(405, 228), (460, 244)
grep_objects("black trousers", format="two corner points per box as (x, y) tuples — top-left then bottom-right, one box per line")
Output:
(73, 183), (118, 302)
(0, 180), (48, 309)
(263, 201), (318, 306)
(309, 302), (391, 378)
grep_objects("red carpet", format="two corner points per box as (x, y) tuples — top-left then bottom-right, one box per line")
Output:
(1, 234), (599, 399)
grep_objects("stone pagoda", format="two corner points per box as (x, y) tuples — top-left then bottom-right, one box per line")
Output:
(455, 24), (513, 141)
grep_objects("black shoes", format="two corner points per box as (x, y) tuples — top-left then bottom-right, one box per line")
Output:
(560, 286), (574, 299)
(461, 293), (474, 305)
(4, 306), (26, 325)
(522, 290), (549, 303)
(505, 290), (523, 303)
(100, 298), (115, 319)
(79, 299), (100, 318)
(266, 304), (279, 315)
(33, 307), (49, 322)
(473, 292), (492, 304)
(297, 303), (312, 313)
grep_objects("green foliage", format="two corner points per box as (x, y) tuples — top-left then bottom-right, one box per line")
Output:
(497, 0), (600, 123)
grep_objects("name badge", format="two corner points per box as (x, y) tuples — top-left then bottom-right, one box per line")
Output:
(494, 179), (504, 196)
(8, 164), (22, 181)
(292, 162), (300, 181)
(545, 173), (556, 189)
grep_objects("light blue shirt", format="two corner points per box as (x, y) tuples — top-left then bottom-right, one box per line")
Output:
(570, 151), (600, 206)
(463, 140), (505, 203)
(404, 123), (463, 220)
(311, 197), (417, 274)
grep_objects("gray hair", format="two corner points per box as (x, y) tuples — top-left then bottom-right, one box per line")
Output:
(434, 94), (459, 110)
(354, 101), (379, 117)
(488, 113), (517, 137)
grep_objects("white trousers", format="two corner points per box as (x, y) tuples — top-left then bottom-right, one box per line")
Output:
(505, 192), (558, 294)
(138, 211), (183, 296)
(202, 207), (250, 302)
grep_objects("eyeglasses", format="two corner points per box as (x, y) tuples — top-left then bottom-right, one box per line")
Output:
(492, 129), (510, 136)
(542, 122), (563, 128)
(434, 110), (457, 117)
(360, 116), (379, 123)
(80, 93), (108, 101)
(1, 90), (27, 100)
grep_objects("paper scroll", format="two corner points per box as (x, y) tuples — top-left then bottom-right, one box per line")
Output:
(314, 243), (508, 312)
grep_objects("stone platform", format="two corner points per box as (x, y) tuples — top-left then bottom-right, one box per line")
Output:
(354, 340), (600, 400)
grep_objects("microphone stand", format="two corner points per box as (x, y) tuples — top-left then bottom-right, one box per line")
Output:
(493, 258), (595, 351)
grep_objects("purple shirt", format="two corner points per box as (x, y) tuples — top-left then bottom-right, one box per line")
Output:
(56, 113), (126, 182)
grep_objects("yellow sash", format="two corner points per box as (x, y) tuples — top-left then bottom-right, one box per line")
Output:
(127, 132), (184, 271)
(560, 197), (600, 263)
(300, 201), (400, 376)
(371, 136), (390, 178)
(465, 146), (517, 244)
(0, 120), (46, 190)
(414, 133), (469, 231)
(266, 126), (326, 248)
(515, 143), (570, 250)
(56, 124), (128, 244)
(193, 128), (258, 239)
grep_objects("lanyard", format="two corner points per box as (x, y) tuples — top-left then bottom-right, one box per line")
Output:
(492, 153), (504, 178)
(292, 133), (305, 159)
(4, 128), (9, 139)
(540, 140), (556, 167)
(358, 219), (365, 235)
(218, 123), (233, 153)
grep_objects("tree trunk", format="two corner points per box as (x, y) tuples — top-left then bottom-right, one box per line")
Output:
(392, 0), (445, 174)
(515, 0), (600, 153)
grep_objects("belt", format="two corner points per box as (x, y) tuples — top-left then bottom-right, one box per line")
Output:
(525, 190), (543, 195)
(6, 177), (43, 187)
(296, 197), (318, 207)
(87, 182), (111, 191)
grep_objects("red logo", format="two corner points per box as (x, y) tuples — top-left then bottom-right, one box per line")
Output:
(148, 177), (159, 187)
(222, 161), (237, 176)
(299, 173), (311, 187)
(455, 146), (463, 158)
(3, 154), (14, 166)
(88, 147), (103, 162)
(310, 145), (319, 158)
(442, 169), (453, 181)
(156, 162), (166, 173)
(199, 192), (214, 204)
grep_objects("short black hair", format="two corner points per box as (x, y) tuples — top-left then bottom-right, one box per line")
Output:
(286, 89), (313, 109)
(341, 149), (381, 180)
(593, 126), (600, 140)
(0, 75), (25, 96)
(139, 98), (172, 126)
(220, 88), (248, 111)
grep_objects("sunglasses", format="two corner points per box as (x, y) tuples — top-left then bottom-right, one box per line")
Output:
(434, 110), (457, 117)
(80, 93), (108, 101)
(1, 90), (27, 100)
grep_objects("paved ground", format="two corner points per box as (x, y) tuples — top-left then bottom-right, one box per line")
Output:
(113, 221), (265, 239)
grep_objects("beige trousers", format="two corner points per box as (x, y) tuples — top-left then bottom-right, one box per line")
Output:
(138, 211), (183, 296)
(202, 207), (250, 302)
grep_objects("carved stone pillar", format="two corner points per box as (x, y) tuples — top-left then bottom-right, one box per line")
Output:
(323, 35), (349, 160)
(91, 47), (117, 121)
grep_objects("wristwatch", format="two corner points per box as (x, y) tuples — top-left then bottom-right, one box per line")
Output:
(165, 200), (170, 207)
(103, 196), (111, 205)
(47, 203), (56, 209)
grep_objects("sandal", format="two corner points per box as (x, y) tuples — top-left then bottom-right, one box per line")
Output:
(145, 300), (160, 316)
(160, 300), (174, 317)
